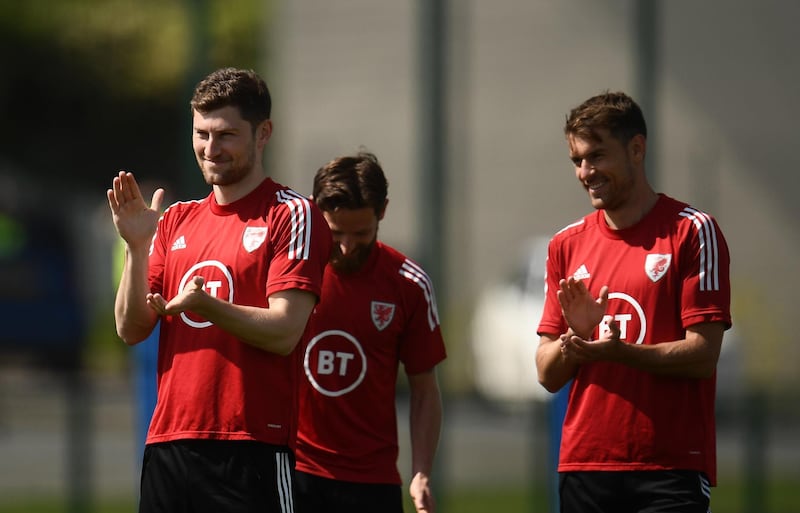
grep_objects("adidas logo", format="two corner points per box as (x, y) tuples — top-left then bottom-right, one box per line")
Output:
(171, 236), (187, 251)
(573, 264), (591, 280)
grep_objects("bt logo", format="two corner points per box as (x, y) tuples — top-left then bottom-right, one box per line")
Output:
(317, 350), (356, 376)
(599, 292), (647, 345)
(178, 260), (233, 328)
(304, 330), (367, 397)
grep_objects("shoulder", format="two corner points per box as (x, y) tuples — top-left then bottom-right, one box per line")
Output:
(268, 183), (327, 227)
(376, 243), (435, 289)
(159, 198), (206, 223)
(380, 243), (426, 275)
(660, 195), (725, 237)
(270, 181), (313, 209)
(377, 242), (407, 266)
(376, 243), (441, 328)
(551, 211), (596, 244)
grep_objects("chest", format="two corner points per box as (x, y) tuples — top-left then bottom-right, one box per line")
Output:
(560, 234), (684, 343)
(310, 272), (409, 350)
(159, 211), (273, 301)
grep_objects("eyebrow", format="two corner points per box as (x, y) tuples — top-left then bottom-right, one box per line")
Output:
(569, 147), (604, 166)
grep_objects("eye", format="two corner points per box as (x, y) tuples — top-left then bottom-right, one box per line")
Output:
(587, 152), (604, 165)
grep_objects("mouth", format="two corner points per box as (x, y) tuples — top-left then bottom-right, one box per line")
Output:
(586, 178), (608, 193)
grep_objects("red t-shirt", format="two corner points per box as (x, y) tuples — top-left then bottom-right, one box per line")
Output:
(146, 178), (331, 448)
(295, 241), (447, 484)
(537, 194), (731, 485)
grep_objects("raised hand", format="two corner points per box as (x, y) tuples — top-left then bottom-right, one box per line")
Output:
(107, 171), (164, 249)
(556, 277), (609, 339)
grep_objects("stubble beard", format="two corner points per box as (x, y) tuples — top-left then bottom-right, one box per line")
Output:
(200, 144), (256, 187)
(330, 237), (377, 274)
(591, 161), (637, 212)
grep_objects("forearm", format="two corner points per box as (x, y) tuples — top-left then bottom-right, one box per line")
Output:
(190, 291), (315, 355)
(612, 337), (720, 378)
(570, 322), (725, 379)
(114, 245), (158, 344)
(409, 374), (442, 477)
(536, 334), (578, 392)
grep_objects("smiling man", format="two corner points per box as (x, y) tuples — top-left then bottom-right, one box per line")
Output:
(107, 67), (331, 513)
(535, 92), (732, 513)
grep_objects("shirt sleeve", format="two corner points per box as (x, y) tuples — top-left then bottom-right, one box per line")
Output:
(147, 213), (169, 295)
(398, 262), (447, 374)
(678, 213), (732, 329)
(537, 237), (567, 337)
(266, 192), (332, 299)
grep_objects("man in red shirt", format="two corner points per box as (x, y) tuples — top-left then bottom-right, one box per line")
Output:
(536, 91), (731, 512)
(107, 67), (331, 513)
(294, 151), (447, 513)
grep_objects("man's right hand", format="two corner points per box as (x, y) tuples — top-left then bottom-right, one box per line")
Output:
(556, 277), (609, 339)
(107, 171), (164, 248)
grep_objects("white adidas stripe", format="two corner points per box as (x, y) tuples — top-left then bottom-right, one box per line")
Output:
(276, 190), (312, 260)
(679, 207), (720, 292)
(400, 260), (440, 330)
(276, 452), (294, 512)
(699, 473), (711, 499)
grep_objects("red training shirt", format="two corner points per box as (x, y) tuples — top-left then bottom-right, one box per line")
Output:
(295, 241), (447, 484)
(537, 194), (731, 485)
(146, 178), (331, 448)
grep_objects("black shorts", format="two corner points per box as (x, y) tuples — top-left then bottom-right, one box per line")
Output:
(559, 470), (711, 513)
(294, 470), (403, 513)
(139, 439), (295, 513)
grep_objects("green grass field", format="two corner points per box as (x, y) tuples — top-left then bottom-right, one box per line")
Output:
(2, 478), (799, 513)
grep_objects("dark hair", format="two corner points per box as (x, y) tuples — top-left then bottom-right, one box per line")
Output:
(564, 91), (647, 144)
(190, 68), (271, 130)
(313, 151), (388, 216)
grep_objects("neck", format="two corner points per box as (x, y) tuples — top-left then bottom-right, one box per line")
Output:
(213, 171), (265, 205)
(603, 189), (659, 230)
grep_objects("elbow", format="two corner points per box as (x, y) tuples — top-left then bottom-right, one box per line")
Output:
(274, 340), (299, 356)
(691, 361), (718, 380)
(273, 329), (304, 355)
(116, 321), (156, 346)
(536, 365), (570, 393)
(252, 333), (301, 356)
(535, 353), (573, 393)
(538, 375), (566, 394)
(687, 349), (721, 379)
(116, 328), (147, 346)
(273, 322), (311, 355)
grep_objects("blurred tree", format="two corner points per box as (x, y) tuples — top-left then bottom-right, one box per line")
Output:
(0, 0), (267, 195)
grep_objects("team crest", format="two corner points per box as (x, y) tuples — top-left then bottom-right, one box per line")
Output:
(242, 226), (268, 253)
(645, 253), (672, 283)
(371, 301), (396, 331)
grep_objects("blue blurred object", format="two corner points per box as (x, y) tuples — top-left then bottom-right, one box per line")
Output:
(548, 382), (571, 513)
(133, 324), (159, 452)
(0, 210), (85, 366)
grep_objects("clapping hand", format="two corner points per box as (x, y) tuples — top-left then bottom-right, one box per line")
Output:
(556, 277), (609, 339)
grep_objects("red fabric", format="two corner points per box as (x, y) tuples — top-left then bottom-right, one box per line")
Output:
(538, 194), (731, 485)
(295, 241), (446, 484)
(146, 178), (331, 448)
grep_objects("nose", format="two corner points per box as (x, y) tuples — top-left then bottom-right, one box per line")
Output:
(203, 136), (221, 159)
(576, 159), (594, 180)
(337, 236), (358, 255)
